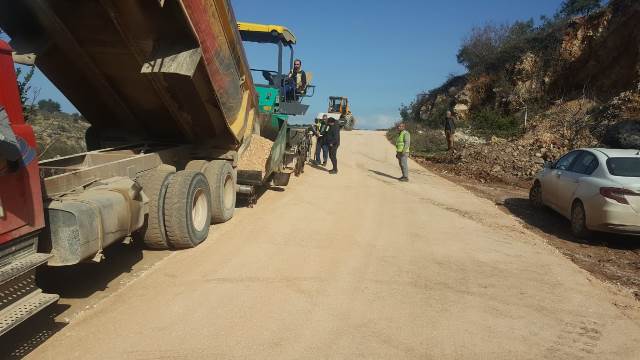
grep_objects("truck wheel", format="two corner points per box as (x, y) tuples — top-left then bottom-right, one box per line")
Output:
(164, 171), (211, 248)
(205, 161), (236, 223)
(136, 169), (174, 249)
(185, 160), (208, 172)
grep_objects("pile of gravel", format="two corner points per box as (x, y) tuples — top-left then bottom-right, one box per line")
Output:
(237, 134), (274, 174)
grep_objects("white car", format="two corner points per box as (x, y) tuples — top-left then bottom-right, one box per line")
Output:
(529, 148), (640, 237)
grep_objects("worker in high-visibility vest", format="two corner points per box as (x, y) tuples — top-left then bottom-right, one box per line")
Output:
(395, 122), (410, 182)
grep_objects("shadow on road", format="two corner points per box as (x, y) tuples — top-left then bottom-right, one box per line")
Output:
(502, 197), (640, 250)
(235, 183), (288, 208)
(308, 162), (329, 172)
(0, 303), (70, 360)
(37, 242), (145, 299)
(368, 169), (398, 181)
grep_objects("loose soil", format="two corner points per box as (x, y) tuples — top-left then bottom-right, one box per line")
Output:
(415, 156), (640, 301)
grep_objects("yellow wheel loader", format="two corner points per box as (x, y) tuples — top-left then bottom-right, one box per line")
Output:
(316, 96), (355, 130)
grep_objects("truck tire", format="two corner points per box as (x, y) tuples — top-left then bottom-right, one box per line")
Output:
(205, 160), (236, 223)
(185, 160), (237, 223)
(136, 169), (175, 249)
(164, 171), (211, 248)
(185, 160), (208, 172)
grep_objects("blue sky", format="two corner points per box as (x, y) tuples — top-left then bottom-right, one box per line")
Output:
(30, 0), (564, 129)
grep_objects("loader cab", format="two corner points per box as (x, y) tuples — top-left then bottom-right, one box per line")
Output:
(238, 22), (313, 116)
(329, 97), (349, 115)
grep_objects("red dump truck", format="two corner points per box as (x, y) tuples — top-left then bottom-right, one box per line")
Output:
(0, 0), (310, 336)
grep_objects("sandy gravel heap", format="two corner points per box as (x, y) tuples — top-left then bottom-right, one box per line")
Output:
(237, 134), (274, 173)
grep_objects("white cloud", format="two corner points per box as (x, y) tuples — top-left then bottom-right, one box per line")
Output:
(357, 114), (397, 130)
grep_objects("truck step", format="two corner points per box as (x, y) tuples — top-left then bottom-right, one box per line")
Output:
(0, 253), (51, 285)
(0, 290), (59, 336)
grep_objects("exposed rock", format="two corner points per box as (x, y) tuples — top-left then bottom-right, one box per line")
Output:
(603, 120), (640, 149)
(513, 52), (544, 101)
(550, 0), (640, 99)
(453, 103), (470, 119)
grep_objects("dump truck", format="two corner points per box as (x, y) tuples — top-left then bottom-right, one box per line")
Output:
(0, 0), (311, 336)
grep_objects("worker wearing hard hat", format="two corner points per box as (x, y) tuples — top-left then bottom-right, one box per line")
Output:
(395, 122), (410, 182)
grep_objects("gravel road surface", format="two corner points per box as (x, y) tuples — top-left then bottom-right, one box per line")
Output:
(6, 131), (640, 359)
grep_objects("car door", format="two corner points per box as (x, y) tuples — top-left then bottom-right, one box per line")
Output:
(555, 151), (598, 217)
(544, 151), (581, 210)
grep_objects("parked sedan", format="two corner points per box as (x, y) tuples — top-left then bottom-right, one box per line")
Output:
(529, 148), (640, 237)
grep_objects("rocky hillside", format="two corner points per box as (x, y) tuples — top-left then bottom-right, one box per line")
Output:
(27, 110), (89, 160)
(396, 0), (640, 185)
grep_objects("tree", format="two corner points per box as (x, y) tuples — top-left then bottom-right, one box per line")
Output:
(15, 66), (40, 120)
(559, 0), (601, 18)
(399, 104), (411, 122)
(457, 23), (508, 74)
(6, 28), (42, 119)
(38, 99), (62, 113)
(456, 20), (535, 75)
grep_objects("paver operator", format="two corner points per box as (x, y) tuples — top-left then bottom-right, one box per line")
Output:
(287, 59), (307, 101)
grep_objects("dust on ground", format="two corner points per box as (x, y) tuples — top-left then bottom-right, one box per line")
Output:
(415, 157), (640, 301)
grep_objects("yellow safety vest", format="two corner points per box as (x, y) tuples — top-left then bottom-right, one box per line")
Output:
(396, 130), (409, 152)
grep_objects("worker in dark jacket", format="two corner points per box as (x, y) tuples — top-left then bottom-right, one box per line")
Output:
(444, 110), (456, 151)
(286, 59), (307, 101)
(313, 115), (330, 165)
(325, 117), (340, 174)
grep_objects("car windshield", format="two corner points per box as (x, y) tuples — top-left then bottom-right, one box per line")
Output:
(606, 157), (640, 177)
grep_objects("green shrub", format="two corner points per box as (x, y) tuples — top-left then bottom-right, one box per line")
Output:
(471, 109), (522, 137)
(387, 124), (448, 155)
(38, 99), (62, 113)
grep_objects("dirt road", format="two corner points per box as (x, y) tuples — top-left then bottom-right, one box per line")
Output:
(7, 131), (640, 359)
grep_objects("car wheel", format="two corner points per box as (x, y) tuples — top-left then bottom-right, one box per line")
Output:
(571, 200), (591, 239)
(529, 181), (544, 209)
